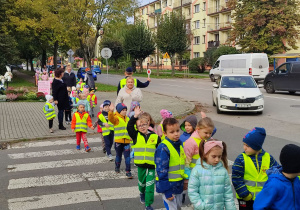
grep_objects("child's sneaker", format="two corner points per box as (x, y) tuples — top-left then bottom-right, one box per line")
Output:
(85, 146), (91, 152)
(182, 193), (186, 203)
(126, 172), (133, 179)
(49, 129), (53, 133)
(115, 168), (120, 173)
(108, 154), (114, 161)
(76, 145), (80, 150)
(140, 193), (145, 204)
(102, 147), (106, 153)
(145, 206), (153, 210)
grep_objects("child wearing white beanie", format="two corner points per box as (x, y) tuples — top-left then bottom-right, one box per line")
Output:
(43, 95), (56, 133)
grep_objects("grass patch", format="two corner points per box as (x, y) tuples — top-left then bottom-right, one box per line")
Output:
(9, 74), (35, 88)
(20, 70), (35, 76)
(95, 83), (117, 92)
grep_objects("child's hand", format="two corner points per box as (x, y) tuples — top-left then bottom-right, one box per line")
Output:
(72, 129), (75, 132)
(167, 195), (174, 201)
(134, 106), (141, 118)
(200, 111), (207, 119)
(104, 123), (109, 128)
(91, 126), (95, 130)
(109, 103), (114, 112)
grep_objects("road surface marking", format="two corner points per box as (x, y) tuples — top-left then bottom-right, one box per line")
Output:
(264, 95), (300, 102)
(8, 169), (138, 189)
(8, 138), (100, 149)
(160, 83), (211, 91)
(7, 157), (108, 172)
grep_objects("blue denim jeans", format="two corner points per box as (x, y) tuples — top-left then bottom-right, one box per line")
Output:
(115, 143), (131, 172)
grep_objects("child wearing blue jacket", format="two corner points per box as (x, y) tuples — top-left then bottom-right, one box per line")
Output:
(188, 140), (236, 210)
(155, 118), (187, 210)
(254, 144), (300, 210)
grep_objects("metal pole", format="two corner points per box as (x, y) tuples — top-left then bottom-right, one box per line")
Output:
(106, 58), (108, 78)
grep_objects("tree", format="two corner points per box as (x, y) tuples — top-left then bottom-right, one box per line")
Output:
(204, 47), (217, 66)
(228, 0), (300, 54)
(156, 12), (189, 76)
(212, 46), (239, 64)
(100, 38), (123, 68)
(123, 21), (155, 72)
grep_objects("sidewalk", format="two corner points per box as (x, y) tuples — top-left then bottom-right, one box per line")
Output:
(0, 91), (194, 142)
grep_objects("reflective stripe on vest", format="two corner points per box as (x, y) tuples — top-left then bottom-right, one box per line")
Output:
(134, 133), (158, 166)
(74, 113), (89, 132)
(114, 115), (130, 140)
(156, 140), (186, 182)
(43, 103), (56, 120)
(80, 82), (86, 91)
(160, 124), (165, 141)
(120, 78), (137, 89)
(98, 113), (114, 136)
(189, 137), (202, 168)
(87, 94), (96, 107)
(236, 152), (270, 200)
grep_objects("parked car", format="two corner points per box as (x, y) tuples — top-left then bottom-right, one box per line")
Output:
(77, 67), (97, 81)
(92, 65), (101, 74)
(212, 75), (264, 114)
(209, 53), (269, 82)
(264, 61), (300, 94)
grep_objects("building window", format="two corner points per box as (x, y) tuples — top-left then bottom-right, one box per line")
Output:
(194, 52), (200, 58)
(194, 4), (200, 13)
(194, 36), (200, 45)
(142, 8), (145, 15)
(194, 20), (200, 29)
(203, 35), (206, 44)
(203, 2), (206, 11)
(227, 14), (231, 23)
(203, 19), (206, 27)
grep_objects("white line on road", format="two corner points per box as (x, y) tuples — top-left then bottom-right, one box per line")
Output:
(264, 95), (300, 102)
(7, 157), (108, 172)
(8, 138), (101, 149)
(8, 169), (138, 189)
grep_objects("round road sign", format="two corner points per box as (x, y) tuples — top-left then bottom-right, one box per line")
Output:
(101, 48), (112, 59)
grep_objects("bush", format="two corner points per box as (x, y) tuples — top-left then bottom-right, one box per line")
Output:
(188, 57), (205, 73)
(0, 95), (7, 102)
(25, 92), (37, 100)
(36, 92), (45, 100)
(6, 93), (18, 101)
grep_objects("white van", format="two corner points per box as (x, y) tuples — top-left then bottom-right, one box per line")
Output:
(209, 53), (269, 82)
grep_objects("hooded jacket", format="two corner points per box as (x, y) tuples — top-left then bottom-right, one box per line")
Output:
(85, 70), (95, 89)
(188, 159), (236, 210)
(253, 165), (300, 210)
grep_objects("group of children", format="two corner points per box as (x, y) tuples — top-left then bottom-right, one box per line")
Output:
(43, 92), (300, 210)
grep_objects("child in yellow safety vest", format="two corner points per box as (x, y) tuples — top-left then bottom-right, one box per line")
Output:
(155, 118), (188, 210)
(156, 109), (173, 141)
(127, 106), (161, 210)
(71, 101), (95, 152)
(43, 95), (56, 133)
(232, 127), (278, 210)
(108, 103), (132, 178)
(87, 88), (97, 117)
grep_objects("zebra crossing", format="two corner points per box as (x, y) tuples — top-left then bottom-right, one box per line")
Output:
(3, 137), (193, 210)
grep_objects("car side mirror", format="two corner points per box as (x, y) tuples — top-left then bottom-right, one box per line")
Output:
(213, 84), (219, 88)
(258, 84), (264, 88)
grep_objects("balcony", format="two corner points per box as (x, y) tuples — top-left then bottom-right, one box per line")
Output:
(207, 3), (232, 16)
(155, 8), (161, 14)
(173, 0), (192, 8)
(207, 22), (231, 32)
(208, 41), (220, 48)
(184, 13), (191, 19)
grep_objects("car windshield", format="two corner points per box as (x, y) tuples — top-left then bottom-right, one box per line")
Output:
(221, 76), (257, 88)
(93, 65), (99, 68)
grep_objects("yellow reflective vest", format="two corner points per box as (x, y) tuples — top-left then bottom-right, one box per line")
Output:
(236, 152), (270, 200)
(79, 82), (86, 91)
(120, 78), (137, 89)
(74, 112), (89, 132)
(114, 115), (130, 144)
(43, 103), (56, 120)
(98, 113), (114, 136)
(189, 137), (202, 168)
(157, 140), (187, 182)
(160, 124), (166, 141)
(87, 94), (96, 107)
(134, 133), (158, 166)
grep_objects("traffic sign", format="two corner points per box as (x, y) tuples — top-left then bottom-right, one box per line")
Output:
(147, 69), (151, 78)
(67, 49), (74, 56)
(101, 48), (112, 59)
(163, 52), (170, 59)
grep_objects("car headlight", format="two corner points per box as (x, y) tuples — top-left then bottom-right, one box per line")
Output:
(220, 94), (230, 100)
(255, 94), (264, 100)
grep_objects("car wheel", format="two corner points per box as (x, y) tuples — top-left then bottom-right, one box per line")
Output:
(289, 91), (296, 94)
(216, 99), (222, 114)
(257, 111), (263, 115)
(265, 82), (275, 93)
(210, 74), (215, 82)
(212, 95), (216, 106)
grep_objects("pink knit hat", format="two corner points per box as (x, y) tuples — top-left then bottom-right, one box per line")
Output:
(204, 141), (223, 155)
(160, 109), (173, 119)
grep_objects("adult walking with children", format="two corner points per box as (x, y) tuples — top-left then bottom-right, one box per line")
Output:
(52, 68), (69, 130)
(62, 63), (76, 88)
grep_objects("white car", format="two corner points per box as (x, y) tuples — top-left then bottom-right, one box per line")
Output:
(212, 75), (264, 114)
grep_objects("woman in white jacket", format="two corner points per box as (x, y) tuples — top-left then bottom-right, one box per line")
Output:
(115, 77), (143, 115)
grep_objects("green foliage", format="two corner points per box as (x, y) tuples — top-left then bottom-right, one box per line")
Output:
(228, 0), (300, 54)
(100, 38), (123, 65)
(0, 34), (19, 74)
(25, 92), (37, 100)
(95, 83), (117, 92)
(212, 45), (240, 64)
(123, 21), (155, 71)
(204, 47), (217, 66)
(188, 57), (205, 73)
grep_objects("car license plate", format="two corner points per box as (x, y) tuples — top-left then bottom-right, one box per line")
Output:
(235, 104), (251, 108)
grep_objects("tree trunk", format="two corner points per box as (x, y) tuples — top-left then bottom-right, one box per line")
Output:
(156, 50), (160, 76)
(42, 48), (47, 68)
(139, 59), (143, 73)
(80, 39), (91, 68)
(29, 58), (34, 73)
(53, 41), (58, 69)
(171, 56), (175, 76)
(26, 59), (29, 71)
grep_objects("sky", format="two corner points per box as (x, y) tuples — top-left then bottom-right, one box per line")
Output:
(127, 0), (152, 23)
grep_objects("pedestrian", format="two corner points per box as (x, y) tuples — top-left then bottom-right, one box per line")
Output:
(156, 109), (173, 141)
(155, 118), (187, 210)
(97, 100), (114, 161)
(179, 115), (198, 145)
(43, 95), (56, 133)
(71, 101), (95, 152)
(62, 63), (77, 88)
(76, 84), (81, 94)
(78, 92), (91, 114)
(117, 67), (151, 95)
(52, 68), (69, 130)
(77, 78), (85, 92)
(115, 76), (143, 115)
(87, 88), (97, 117)
(232, 127), (279, 210)
(94, 103), (106, 154)
(188, 140), (236, 210)
(108, 103), (132, 178)
(127, 106), (161, 210)
(84, 68), (95, 89)
(65, 91), (73, 125)
(71, 91), (79, 114)
(253, 144), (300, 210)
